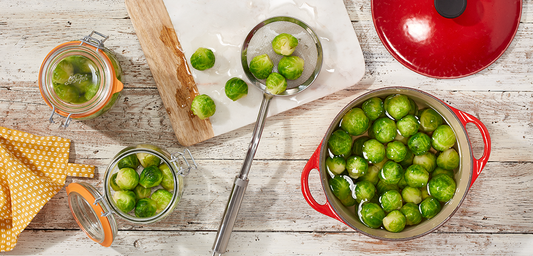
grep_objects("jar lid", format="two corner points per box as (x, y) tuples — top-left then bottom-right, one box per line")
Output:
(66, 182), (117, 247)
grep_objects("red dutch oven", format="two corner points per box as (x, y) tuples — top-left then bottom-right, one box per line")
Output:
(301, 87), (491, 240)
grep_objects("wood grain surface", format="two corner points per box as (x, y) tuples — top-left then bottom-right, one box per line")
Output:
(0, 0), (532, 255)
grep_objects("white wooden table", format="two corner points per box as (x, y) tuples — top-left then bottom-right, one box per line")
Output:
(1, 0), (533, 255)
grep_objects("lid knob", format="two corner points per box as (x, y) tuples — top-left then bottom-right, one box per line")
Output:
(434, 0), (467, 19)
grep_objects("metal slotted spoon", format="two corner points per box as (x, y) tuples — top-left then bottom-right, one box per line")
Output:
(212, 16), (323, 256)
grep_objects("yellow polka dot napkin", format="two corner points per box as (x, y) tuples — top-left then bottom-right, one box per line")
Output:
(0, 126), (94, 252)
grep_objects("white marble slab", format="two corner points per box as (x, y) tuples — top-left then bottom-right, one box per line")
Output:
(163, 0), (365, 136)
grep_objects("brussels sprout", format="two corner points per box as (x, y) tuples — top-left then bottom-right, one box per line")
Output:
(436, 148), (460, 170)
(383, 210), (407, 232)
(265, 72), (287, 95)
(53, 83), (80, 103)
(386, 141), (408, 162)
(70, 55), (97, 74)
(151, 189), (173, 212)
(362, 139), (386, 164)
(133, 184), (151, 201)
(397, 176), (408, 189)
(110, 173), (121, 191)
(418, 108), (443, 132)
(327, 130), (353, 156)
(159, 163), (175, 191)
(113, 190), (136, 213)
(53, 59), (74, 84)
(359, 165), (380, 185)
(278, 56), (304, 80)
(376, 180), (400, 196)
(404, 164), (429, 188)
(77, 79), (99, 102)
(191, 94), (216, 120)
(431, 125), (456, 151)
(190, 47), (215, 71)
(116, 168), (139, 190)
(420, 184), (431, 200)
(399, 148), (415, 168)
(433, 167), (454, 178)
(397, 115), (420, 137)
(408, 98), (418, 116)
(419, 196), (442, 219)
(249, 54), (274, 79)
(401, 186), (423, 204)
(379, 189), (403, 212)
(329, 175), (356, 207)
(429, 173), (456, 202)
(394, 133), (409, 145)
(118, 154), (140, 169)
(362, 97), (384, 121)
(413, 152), (437, 173)
(401, 202), (423, 226)
(326, 156), (346, 175)
(225, 77), (248, 101)
(383, 95), (394, 113)
(373, 155), (389, 170)
(139, 166), (163, 189)
(386, 94), (411, 120)
(407, 132), (432, 156)
(379, 161), (403, 185)
(359, 202), (386, 229)
(135, 198), (158, 218)
(352, 136), (370, 157)
(346, 156), (369, 179)
(271, 33), (298, 56)
(372, 117), (397, 144)
(353, 180), (376, 203)
(135, 144), (163, 167)
(341, 108), (370, 136)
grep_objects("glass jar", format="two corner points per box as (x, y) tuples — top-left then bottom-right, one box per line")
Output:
(38, 31), (124, 127)
(66, 144), (197, 247)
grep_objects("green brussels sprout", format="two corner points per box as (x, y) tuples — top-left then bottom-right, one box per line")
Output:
(386, 141), (407, 162)
(116, 168), (139, 190)
(373, 155), (389, 170)
(341, 108), (370, 136)
(362, 139), (386, 164)
(225, 77), (248, 101)
(249, 54), (274, 79)
(383, 210), (407, 232)
(271, 33), (299, 56)
(113, 190), (136, 213)
(407, 132), (432, 156)
(352, 136), (370, 157)
(431, 125), (456, 151)
(278, 56), (304, 80)
(135, 144), (163, 168)
(118, 154), (140, 169)
(396, 115), (420, 137)
(135, 198), (158, 218)
(401, 186), (423, 204)
(371, 117), (397, 144)
(326, 156), (346, 175)
(420, 184), (431, 200)
(110, 173), (121, 191)
(419, 196), (442, 219)
(383, 95), (394, 113)
(379, 189), (403, 212)
(367, 123), (376, 139)
(394, 133), (409, 145)
(418, 108), (443, 132)
(190, 47), (215, 71)
(327, 130), (353, 156)
(404, 164), (429, 188)
(408, 98), (418, 116)
(362, 97), (384, 121)
(81, 80), (99, 102)
(70, 55), (97, 74)
(353, 180), (376, 203)
(433, 167), (455, 178)
(139, 166), (163, 189)
(53, 83), (80, 103)
(385, 94), (411, 120)
(376, 180), (400, 195)
(359, 202), (386, 229)
(53, 59), (74, 84)
(358, 165), (380, 185)
(436, 148), (460, 170)
(265, 72), (287, 95)
(159, 163), (175, 191)
(413, 152), (437, 173)
(151, 189), (173, 212)
(191, 94), (216, 120)
(346, 156), (369, 179)
(133, 184), (151, 201)
(329, 175), (356, 207)
(401, 202), (422, 226)
(397, 176), (408, 190)
(429, 173), (456, 202)
(379, 161), (404, 185)
(399, 148), (415, 168)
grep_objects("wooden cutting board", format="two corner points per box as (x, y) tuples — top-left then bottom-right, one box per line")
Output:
(125, 0), (214, 147)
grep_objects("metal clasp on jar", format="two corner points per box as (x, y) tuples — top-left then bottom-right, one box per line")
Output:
(49, 105), (72, 128)
(80, 31), (109, 51)
(169, 149), (198, 176)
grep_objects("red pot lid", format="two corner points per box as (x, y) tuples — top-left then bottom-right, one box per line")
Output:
(371, 0), (522, 79)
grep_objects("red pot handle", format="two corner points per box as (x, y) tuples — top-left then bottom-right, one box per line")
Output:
(301, 144), (344, 222)
(448, 105), (491, 188)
